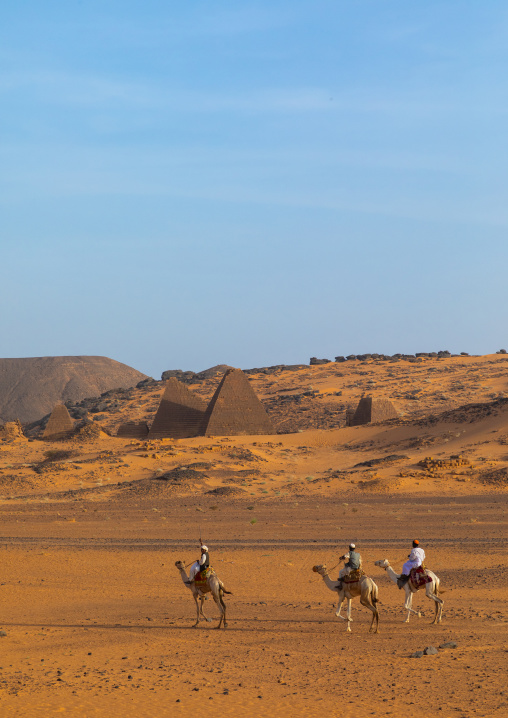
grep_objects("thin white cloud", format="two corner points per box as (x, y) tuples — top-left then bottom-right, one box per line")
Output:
(1, 143), (506, 230)
(1, 66), (502, 120)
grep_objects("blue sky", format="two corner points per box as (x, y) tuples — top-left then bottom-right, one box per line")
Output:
(1, 1), (507, 378)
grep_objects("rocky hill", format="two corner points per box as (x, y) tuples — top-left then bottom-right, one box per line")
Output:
(0, 356), (147, 424)
(23, 352), (508, 437)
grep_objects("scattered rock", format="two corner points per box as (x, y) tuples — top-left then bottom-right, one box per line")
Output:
(424, 646), (439, 655)
(353, 454), (408, 468)
(309, 357), (331, 365)
(158, 467), (204, 482)
(410, 651), (424, 658)
(0, 630), (7, 637)
(205, 486), (247, 496)
(439, 641), (458, 649)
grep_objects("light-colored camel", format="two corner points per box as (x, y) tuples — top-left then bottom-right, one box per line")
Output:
(374, 559), (443, 624)
(175, 560), (232, 629)
(312, 564), (379, 633)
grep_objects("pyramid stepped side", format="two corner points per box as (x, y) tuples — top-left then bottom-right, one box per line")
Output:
(148, 378), (207, 439)
(200, 368), (275, 436)
(350, 396), (398, 426)
(370, 398), (398, 422)
(117, 422), (149, 438)
(43, 404), (75, 440)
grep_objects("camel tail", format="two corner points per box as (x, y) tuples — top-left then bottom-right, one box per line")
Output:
(435, 578), (445, 595)
(372, 584), (379, 605)
(221, 587), (233, 595)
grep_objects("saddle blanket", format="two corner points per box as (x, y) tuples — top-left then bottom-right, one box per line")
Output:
(410, 566), (432, 589)
(342, 569), (365, 584)
(194, 567), (213, 589)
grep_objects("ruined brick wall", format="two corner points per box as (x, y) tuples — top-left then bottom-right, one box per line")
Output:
(200, 368), (275, 436)
(116, 422), (149, 438)
(148, 378), (207, 439)
(42, 404), (74, 440)
(345, 407), (356, 427)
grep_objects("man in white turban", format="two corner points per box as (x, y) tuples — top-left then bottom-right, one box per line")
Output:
(187, 542), (210, 585)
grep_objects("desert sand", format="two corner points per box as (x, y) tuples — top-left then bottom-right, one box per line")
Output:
(0, 354), (507, 717)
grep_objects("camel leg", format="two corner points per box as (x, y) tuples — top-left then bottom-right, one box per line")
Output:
(199, 596), (212, 623)
(426, 583), (444, 624)
(220, 592), (228, 629)
(335, 593), (347, 620)
(403, 590), (421, 622)
(360, 597), (379, 634)
(212, 589), (227, 629)
(192, 594), (200, 627)
(346, 598), (352, 632)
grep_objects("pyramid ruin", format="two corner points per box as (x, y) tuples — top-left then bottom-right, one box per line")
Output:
(347, 396), (398, 426)
(116, 422), (149, 439)
(0, 420), (26, 441)
(199, 368), (275, 436)
(148, 378), (207, 439)
(43, 404), (75, 440)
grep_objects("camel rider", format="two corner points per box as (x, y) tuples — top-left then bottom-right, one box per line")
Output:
(337, 543), (362, 587)
(398, 540), (425, 588)
(187, 543), (210, 585)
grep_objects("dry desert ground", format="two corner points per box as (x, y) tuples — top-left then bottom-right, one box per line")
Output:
(0, 354), (507, 717)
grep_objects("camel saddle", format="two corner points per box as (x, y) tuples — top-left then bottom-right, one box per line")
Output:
(342, 568), (365, 584)
(409, 565), (432, 590)
(194, 567), (213, 590)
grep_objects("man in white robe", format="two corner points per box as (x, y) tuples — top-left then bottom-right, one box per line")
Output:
(398, 540), (425, 588)
(187, 544), (210, 584)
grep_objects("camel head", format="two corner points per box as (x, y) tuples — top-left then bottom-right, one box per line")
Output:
(312, 565), (328, 576)
(175, 560), (185, 570)
(374, 559), (390, 569)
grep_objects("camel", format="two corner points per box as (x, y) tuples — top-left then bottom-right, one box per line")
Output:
(175, 560), (232, 629)
(312, 564), (379, 633)
(374, 559), (443, 624)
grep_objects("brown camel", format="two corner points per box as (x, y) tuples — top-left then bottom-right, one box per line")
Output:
(312, 564), (379, 633)
(374, 559), (443, 624)
(175, 560), (232, 629)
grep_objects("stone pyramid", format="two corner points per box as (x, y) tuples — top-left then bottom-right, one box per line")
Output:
(148, 378), (207, 439)
(348, 396), (398, 426)
(43, 404), (74, 440)
(200, 368), (274, 436)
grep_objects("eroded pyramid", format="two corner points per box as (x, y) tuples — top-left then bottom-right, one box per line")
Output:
(43, 404), (74, 440)
(148, 378), (207, 439)
(348, 396), (398, 426)
(200, 368), (274, 436)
